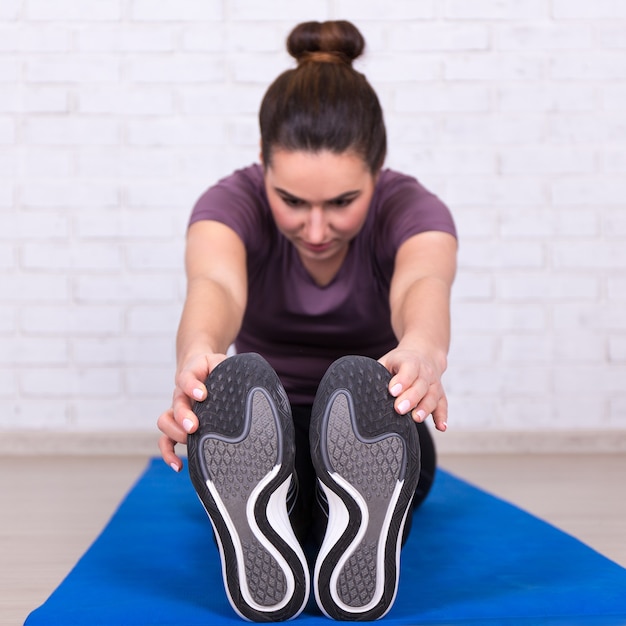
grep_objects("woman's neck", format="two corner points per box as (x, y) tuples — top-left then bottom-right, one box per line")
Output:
(298, 246), (349, 287)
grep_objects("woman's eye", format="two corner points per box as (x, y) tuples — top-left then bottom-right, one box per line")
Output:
(283, 197), (303, 208)
(331, 198), (353, 208)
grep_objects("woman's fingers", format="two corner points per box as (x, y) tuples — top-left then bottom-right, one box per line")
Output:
(381, 350), (448, 430)
(158, 434), (183, 472)
(176, 352), (228, 404)
(157, 353), (229, 471)
(392, 377), (429, 415)
(413, 389), (448, 432)
(157, 406), (188, 440)
(429, 394), (449, 431)
(177, 367), (207, 403)
(172, 388), (199, 434)
(156, 407), (189, 471)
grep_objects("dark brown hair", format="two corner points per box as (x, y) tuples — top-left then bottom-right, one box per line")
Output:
(259, 20), (387, 174)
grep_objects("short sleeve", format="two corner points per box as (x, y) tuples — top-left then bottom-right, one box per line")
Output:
(188, 164), (269, 252)
(375, 170), (457, 255)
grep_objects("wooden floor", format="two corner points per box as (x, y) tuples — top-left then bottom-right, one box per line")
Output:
(1, 453), (625, 625)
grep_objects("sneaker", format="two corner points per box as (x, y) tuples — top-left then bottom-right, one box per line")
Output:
(310, 355), (421, 621)
(187, 353), (310, 622)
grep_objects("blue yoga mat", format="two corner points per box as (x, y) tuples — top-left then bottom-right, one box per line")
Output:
(26, 458), (626, 625)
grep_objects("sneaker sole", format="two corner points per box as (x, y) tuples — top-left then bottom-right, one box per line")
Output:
(187, 353), (310, 622)
(310, 355), (420, 621)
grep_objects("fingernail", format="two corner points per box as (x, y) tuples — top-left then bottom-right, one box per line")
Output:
(416, 410), (427, 422)
(170, 462), (180, 473)
(182, 418), (194, 433)
(192, 388), (204, 401)
(397, 399), (411, 414)
(390, 383), (403, 397)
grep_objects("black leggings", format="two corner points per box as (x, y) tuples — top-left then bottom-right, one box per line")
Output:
(289, 404), (436, 546)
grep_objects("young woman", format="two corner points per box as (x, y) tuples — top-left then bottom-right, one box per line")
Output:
(157, 20), (457, 622)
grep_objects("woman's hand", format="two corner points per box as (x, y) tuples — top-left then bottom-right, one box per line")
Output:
(384, 231), (456, 434)
(157, 352), (228, 472)
(378, 346), (448, 432)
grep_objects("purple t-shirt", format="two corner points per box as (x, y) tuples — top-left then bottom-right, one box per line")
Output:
(189, 163), (456, 404)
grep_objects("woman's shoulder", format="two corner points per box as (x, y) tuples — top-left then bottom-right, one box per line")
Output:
(370, 168), (457, 239)
(191, 164), (267, 221)
(198, 163), (264, 203)
(375, 168), (437, 201)
(189, 163), (273, 250)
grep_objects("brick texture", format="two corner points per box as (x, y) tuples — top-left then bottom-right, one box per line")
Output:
(2, 0), (626, 435)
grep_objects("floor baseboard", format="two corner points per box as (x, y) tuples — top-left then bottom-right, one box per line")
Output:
(1, 431), (162, 456)
(2, 429), (626, 456)
(433, 429), (626, 454)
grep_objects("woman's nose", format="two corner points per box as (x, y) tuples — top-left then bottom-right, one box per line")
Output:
(306, 208), (326, 243)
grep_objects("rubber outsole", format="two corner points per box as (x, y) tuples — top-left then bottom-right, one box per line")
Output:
(187, 353), (309, 622)
(310, 355), (421, 621)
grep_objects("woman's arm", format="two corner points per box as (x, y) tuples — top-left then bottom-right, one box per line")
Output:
(378, 230), (457, 432)
(157, 220), (248, 470)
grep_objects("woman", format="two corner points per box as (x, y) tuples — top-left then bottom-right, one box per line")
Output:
(157, 20), (457, 622)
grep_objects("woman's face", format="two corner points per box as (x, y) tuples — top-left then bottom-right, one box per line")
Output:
(263, 149), (376, 267)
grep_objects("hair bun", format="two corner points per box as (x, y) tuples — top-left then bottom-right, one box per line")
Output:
(287, 20), (365, 66)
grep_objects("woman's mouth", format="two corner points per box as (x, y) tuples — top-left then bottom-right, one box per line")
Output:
(302, 241), (333, 253)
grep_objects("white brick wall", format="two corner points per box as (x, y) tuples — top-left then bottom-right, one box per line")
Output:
(2, 0), (626, 437)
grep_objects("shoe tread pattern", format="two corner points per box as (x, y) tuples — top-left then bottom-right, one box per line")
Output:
(311, 355), (420, 621)
(187, 353), (306, 622)
(203, 389), (286, 605)
(326, 392), (403, 607)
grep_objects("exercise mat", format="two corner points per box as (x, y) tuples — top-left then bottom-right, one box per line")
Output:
(26, 458), (626, 625)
